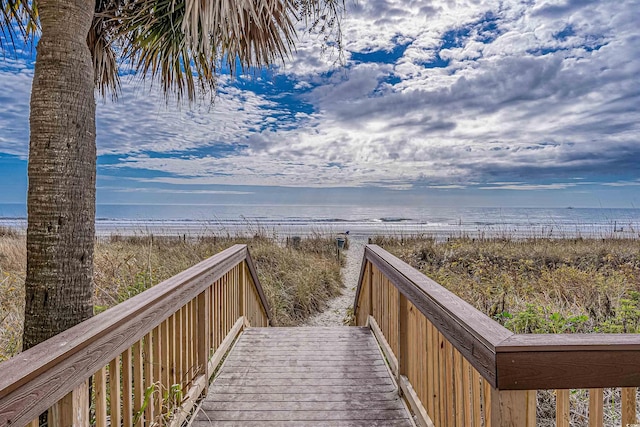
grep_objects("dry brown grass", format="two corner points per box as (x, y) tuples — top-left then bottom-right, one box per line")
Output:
(0, 230), (26, 360)
(372, 236), (640, 333)
(0, 232), (342, 361)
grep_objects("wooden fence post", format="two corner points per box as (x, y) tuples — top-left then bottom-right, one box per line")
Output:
(48, 380), (89, 427)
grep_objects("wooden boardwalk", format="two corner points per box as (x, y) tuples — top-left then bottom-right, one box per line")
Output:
(192, 326), (414, 427)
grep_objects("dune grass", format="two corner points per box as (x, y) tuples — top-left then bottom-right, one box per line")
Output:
(370, 236), (640, 333)
(0, 231), (342, 361)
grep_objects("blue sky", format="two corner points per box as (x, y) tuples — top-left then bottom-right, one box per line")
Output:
(1, 0), (640, 209)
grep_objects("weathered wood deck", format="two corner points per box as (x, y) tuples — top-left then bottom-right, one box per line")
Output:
(192, 326), (414, 426)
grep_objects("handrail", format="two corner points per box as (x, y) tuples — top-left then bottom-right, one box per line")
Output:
(0, 244), (270, 427)
(355, 244), (511, 386)
(354, 245), (640, 426)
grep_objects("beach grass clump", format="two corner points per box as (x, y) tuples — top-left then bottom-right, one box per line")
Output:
(0, 231), (342, 360)
(93, 234), (342, 326)
(0, 233), (26, 360)
(371, 236), (640, 333)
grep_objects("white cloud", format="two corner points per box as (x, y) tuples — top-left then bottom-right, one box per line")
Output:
(1, 0), (639, 192)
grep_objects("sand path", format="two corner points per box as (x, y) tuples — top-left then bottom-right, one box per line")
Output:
(303, 236), (367, 326)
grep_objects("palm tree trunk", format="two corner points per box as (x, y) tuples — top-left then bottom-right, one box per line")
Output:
(23, 0), (96, 351)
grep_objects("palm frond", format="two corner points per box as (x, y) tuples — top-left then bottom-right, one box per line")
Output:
(112, 0), (342, 103)
(0, 0), (38, 48)
(89, 0), (121, 99)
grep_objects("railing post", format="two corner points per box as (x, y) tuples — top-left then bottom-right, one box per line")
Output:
(48, 380), (89, 427)
(489, 388), (536, 426)
(197, 288), (211, 390)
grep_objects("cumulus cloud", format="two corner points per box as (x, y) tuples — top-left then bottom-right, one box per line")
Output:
(1, 0), (639, 193)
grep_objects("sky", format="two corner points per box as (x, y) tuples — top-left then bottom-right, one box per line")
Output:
(1, 0), (640, 210)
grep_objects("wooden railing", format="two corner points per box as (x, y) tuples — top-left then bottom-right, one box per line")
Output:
(354, 245), (640, 427)
(0, 244), (270, 427)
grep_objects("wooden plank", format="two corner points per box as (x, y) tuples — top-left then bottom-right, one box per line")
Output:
(399, 375), (435, 427)
(471, 369), (482, 427)
(109, 357), (122, 427)
(490, 389), (536, 427)
(143, 332), (154, 424)
(208, 384), (400, 395)
(453, 347), (464, 427)
(192, 420), (412, 427)
(369, 316), (398, 376)
(198, 409), (410, 421)
(212, 377), (394, 387)
(168, 313), (176, 388)
(444, 340), (454, 425)
(152, 325), (162, 417)
(194, 327), (412, 426)
(222, 358), (388, 367)
(122, 348), (133, 427)
(207, 317), (248, 380)
(426, 317), (435, 421)
(462, 358), (473, 427)
(47, 381), (89, 427)
(398, 293), (408, 379)
(94, 367), (107, 427)
(232, 339), (377, 346)
(244, 248), (272, 322)
(216, 371), (392, 380)
(200, 400), (406, 411)
(483, 378), (492, 427)
(204, 392), (402, 402)
(197, 288), (211, 384)
(432, 324), (441, 426)
(220, 364), (390, 373)
(588, 388), (603, 427)
(496, 349), (640, 390)
(132, 340), (144, 427)
(556, 389), (570, 427)
(622, 387), (637, 426)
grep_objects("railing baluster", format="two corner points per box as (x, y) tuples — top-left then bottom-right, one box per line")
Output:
(122, 347), (133, 427)
(110, 357), (122, 427)
(179, 304), (187, 390)
(143, 331), (154, 424)
(556, 389), (570, 427)
(471, 368), (482, 426)
(197, 288), (211, 389)
(168, 314), (176, 390)
(462, 358), (473, 427)
(133, 340), (144, 426)
(453, 348), (464, 427)
(588, 388), (603, 427)
(95, 366), (108, 427)
(622, 387), (638, 426)
(152, 325), (162, 418)
(48, 381), (89, 427)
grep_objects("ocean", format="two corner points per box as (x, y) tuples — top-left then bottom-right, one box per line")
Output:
(1, 202), (639, 239)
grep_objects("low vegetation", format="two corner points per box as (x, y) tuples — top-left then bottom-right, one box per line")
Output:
(0, 230), (342, 361)
(371, 236), (640, 333)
